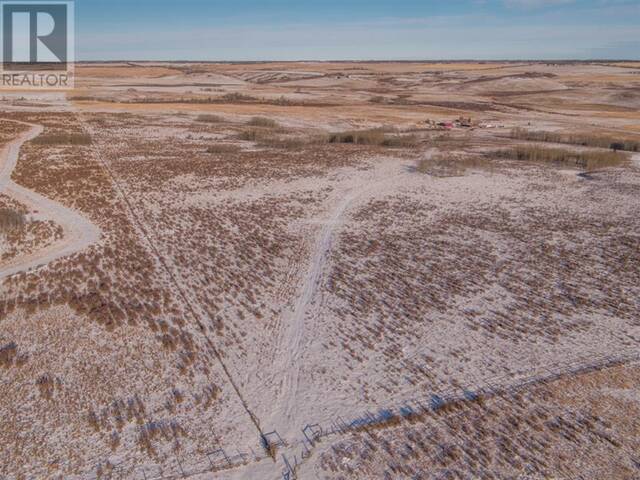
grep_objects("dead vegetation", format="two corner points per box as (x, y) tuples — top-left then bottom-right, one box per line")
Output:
(36, 373), (56, 400)
(31, 133), (92, 145)
(247, 116), (279, 128)
(206, 144), (241, 154)
(196, 114), (224, 123)
(416, 154), (491, 177)
(510, 128), (640, 152)
(0, 208), (26, 234)
(492, 146), (628, 170)
(3, 62), (640, 480)
(318, 364), (639, 479)
(0, 342), (27, 368)
(328, 128), (419, 148)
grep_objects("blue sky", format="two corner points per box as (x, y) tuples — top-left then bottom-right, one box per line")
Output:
(77, 0), (640, 60)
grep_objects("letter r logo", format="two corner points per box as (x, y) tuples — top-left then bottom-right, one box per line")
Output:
(1, 1), (73, 70)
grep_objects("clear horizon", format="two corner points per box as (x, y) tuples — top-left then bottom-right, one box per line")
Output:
(76, 0), (640, 61)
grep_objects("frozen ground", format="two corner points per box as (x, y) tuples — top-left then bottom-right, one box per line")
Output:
(1, 62), (640, 480)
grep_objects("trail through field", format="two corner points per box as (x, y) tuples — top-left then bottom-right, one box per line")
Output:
(268, 152), (436, 440)
(0, 120), (101, 281)
(276, 190), (357, 424)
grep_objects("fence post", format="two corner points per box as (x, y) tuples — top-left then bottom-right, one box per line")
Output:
(176, 457), (186, 478)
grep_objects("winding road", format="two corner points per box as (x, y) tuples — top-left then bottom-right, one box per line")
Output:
(0, 120), (101, 281)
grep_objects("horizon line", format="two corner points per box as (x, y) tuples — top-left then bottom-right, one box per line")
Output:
(72, 59), (640, 64)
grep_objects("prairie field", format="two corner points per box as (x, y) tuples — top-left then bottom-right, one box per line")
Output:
(1, 61), (639, 480)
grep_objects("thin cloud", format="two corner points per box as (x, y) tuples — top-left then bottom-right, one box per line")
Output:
(503, 0), (575, 8)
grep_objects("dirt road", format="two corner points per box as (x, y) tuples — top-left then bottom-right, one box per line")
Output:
(0, 120), (101, 281)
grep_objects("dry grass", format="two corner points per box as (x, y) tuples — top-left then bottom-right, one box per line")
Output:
(247, 117), (279, 128)
(196, 114), (224, 123)
(0, 208), (26, 233)
(329, 128), (386, 145)
(329, 128), (418, 148)
(511, 128), (640, 152)
(417, 154), (491, 176)
(493, 145), (628, 170)
(238, 128), (265, 142)
(220, 92), (259, 103)
(381, 135), (419, 148)
(258, 137), (309, 150)
(206, 144), (241, 154)
(0, 342), (18, 367)
(32, 133), (92, 146)
(237, 126), (417, 150)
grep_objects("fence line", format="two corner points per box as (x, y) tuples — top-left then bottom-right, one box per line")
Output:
(3, 348), (639, 480)
(281, 349), (640, 479)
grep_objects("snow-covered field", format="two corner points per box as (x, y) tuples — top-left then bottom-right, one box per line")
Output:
(1, 61), (640, 479)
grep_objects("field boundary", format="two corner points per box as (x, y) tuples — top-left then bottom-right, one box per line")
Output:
(28, 348), (636, 480)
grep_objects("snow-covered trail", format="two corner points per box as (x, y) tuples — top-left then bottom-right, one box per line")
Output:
(0, 120), (101, 281)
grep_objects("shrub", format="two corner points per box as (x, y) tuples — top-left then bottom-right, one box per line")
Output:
(0, 342), (17, 367)
(329, 129), (386, 145)
(329, 128), (418, 148)
(247, 116), (279, 128)
(238, 129), (265, 142)
(0, 208), (25, 233)
(610, 142), (625, 152)
(510, 128), (640, 152)
(259, 137), (308, 149)
(197, 114), (224, 123)
(32, 133), (92, 145)
(417, 154), (491, 176)
(220, 92), (258, 103)
(36, 373), (55, 400)
(382, 135), (419, 148)
(493, 146), (628, 170)
(206, 144), (241, 154)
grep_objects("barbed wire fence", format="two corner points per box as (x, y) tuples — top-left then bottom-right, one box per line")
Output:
(279, 348), (640, 479)
(2, 344), (639, 480)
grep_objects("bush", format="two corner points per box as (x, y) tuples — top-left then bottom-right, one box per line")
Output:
(510, 128), (640, 152)
(220, 92), (258, 103)
(493, 146), (628, 170)
(382, 135), (419, 148)
(259, 137), (307, 149)
(238, 129), (265, 142)
(0, 208), (26, 233)
(329, 128), (418, 148)
(247, 117), (279, 128)
(329, 129), (386, 145)
(206, 144), (241, 154)
(32, 133), (92, 145)
(610, 142), (625, 152)
(417, 154), (491, 177)
(197, 114), (224, 123)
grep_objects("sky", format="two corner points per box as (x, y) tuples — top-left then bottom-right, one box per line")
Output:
(76, 0), (640, 60)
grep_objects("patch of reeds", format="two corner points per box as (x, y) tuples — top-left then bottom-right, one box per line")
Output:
(329, 128), (419, 148)
(206, 144), (241, 154)
(417, 154), (492, 177)
(0, 208), (26, 233)
(247, 117), (279, 128)
(32, 133), (92, 145)
(196, 114), (224, 123)
(493, 145), (628, 170)
(510, 128), (640, 152)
